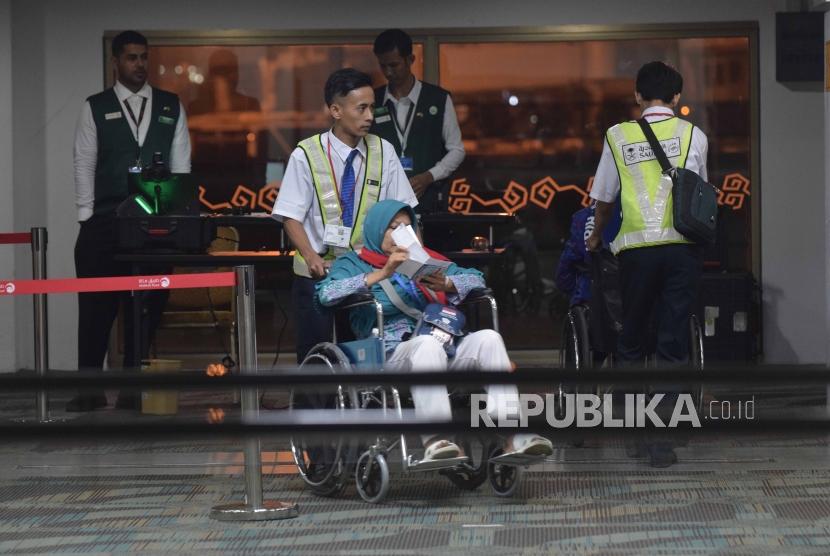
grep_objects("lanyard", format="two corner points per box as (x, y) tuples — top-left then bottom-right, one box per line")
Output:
(387, 98), (416, 155)
(325, 132), (365, 214)
(392, 273), (424, 308)
(123, 96), (148, 141)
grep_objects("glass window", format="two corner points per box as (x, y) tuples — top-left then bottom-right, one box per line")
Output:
(439, 36), (753, 348)
(132, 43), (423, 212)
(110, 30), (755, 353)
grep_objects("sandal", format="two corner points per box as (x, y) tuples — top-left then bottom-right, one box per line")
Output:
(423, 439), (461, 461)
(507, 434), (553, 457)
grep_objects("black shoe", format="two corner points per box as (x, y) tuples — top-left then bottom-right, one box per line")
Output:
(647, 442), (677, 468)
(65, 394), (108, 412)
(114, 394), (140, 410)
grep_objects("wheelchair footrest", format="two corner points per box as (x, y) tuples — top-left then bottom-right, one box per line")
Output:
(406, 455), (469, 472)
(488, 452), (548, 467)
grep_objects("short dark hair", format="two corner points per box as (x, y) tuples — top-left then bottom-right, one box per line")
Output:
(324, 68), (373, 106)
(112, 30), (148, 57)
(636, 61), (683, 104)
(373, 28), (413, 58)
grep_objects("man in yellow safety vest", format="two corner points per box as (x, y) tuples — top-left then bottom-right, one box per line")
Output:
(272, 68), (417, 363)
(587, 61), (709, 468)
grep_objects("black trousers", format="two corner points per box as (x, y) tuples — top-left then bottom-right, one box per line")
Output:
(617, 243), (703, 364)
(74, 214), (169, 371)
(616, 243), (702, 448)
(291, 275), (333, 364)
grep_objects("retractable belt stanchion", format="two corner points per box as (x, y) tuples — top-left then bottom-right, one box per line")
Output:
(30, 228), (58, 423)
(210, 265), (298, 521)
(5, 228), (62, 424)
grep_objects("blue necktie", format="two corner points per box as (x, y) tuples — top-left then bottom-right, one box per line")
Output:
(340, 149), (359, 227)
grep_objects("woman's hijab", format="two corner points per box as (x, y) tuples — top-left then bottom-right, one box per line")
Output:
(361, 199), (417, 254)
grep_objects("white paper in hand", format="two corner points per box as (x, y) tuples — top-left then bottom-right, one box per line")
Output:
(390, 224), (420, 249)
(391, 224), (451, 279)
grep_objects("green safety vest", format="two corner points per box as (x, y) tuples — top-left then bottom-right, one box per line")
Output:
(292, 133), (383, 277)
(88, 87), (180, 216)
(607, 117), (695, 254)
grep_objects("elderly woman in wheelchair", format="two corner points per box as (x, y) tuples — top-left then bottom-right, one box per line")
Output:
(296, 200), (552, 502)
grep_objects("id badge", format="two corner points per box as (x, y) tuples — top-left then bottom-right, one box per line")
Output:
(323, 224), (352, 248)
(400, 156), (414, 172)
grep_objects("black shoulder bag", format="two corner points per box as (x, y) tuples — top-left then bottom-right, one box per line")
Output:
(636, 118), (718, 245)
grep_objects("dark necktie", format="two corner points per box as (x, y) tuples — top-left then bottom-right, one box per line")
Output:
(340, 149), (359, 227)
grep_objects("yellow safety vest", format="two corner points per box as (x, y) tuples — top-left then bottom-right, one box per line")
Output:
(607, 117), (695, 254)
(293, 133), (384, 277)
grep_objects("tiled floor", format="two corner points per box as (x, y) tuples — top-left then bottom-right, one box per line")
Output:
(2, 377), (830, 554)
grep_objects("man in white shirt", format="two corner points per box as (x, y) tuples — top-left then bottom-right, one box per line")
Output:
(587, 61), (709, 468)
(272, 68), (416, 363)
(370, 29), (465, 214)
(69, 30), (191, 411)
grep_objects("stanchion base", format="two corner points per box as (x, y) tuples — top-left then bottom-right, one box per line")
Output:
(210, 500), (298, 521)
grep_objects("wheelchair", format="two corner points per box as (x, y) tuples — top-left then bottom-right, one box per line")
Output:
(289, 288), (543, 503)
(558, 249), (705, 414)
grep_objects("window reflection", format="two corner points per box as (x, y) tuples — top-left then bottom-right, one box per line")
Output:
(132, 33), (754, 352)
(145, 44), (423, 211)
(440, 38), (752, 274)
(437, 37), (751, 348)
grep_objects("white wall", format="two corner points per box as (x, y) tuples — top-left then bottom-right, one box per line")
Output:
(0, 0), (16, 371)
(826, 10), (830, 365)
(11, 1), (48, 372)
(7, 0), (827, 368)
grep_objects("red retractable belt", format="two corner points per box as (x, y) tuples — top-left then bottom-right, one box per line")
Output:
(0, 272), (236, 296)
(0, 232), (32, 245)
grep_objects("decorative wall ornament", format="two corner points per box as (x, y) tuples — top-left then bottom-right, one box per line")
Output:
(198, 174), (750, 215)
(448, 174), (750, 215)
(717, 173), (751, 210)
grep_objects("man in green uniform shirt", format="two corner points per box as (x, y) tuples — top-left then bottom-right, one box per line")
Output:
(371, 29), (465, 213)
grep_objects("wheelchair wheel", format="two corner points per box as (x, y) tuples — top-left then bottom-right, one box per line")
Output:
(487, 447), (523, 497)
(290, 343), (358, 497)
(441, 436), (494, 491)
(355, 450), (390, 504)
(560, 305), (591, 371)
(557, 306), (590, 438)
(689, 314), (705, 413)
(689, 314), (704, 370)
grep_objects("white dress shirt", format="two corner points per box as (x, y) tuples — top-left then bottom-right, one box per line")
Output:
(272, 131), (418, 255)
(74, 80), (192, 221)
(590, 106), (709, 203)
(381, 79), (466, 181)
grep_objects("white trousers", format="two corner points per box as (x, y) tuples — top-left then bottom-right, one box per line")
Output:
(386, 329), (520, 426)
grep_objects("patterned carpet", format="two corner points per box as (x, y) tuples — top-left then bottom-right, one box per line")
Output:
(3, 385), (830, 554)
(4, 445), (830, 554)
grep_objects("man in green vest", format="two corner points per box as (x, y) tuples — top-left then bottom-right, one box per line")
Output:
(68, 30), (191, 411)
(371, 29), (465, 214)
(587, 61), (709, 467)
(272, 68), (416, 363)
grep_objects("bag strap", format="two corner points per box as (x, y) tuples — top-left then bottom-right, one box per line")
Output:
(379, 279), (423, 320)
(636, 118), (673, 174)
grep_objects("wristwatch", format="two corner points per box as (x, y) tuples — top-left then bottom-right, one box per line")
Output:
(363, 273), (370, 288)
